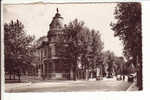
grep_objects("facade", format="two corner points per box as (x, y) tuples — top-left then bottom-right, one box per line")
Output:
(36, 9), (73, 80)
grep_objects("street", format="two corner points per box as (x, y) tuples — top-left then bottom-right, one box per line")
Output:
(5, 78), (132, 92)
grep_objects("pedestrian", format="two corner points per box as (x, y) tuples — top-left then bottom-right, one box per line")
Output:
(17, 70), (21, 81)
(122, 63), (126, 81)
(122, 74), (125, 81)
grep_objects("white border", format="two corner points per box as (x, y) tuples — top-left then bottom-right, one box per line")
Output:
(1, 2), (5, 100)
(1, 1), (150, 100)
(2, 0), (150, 4)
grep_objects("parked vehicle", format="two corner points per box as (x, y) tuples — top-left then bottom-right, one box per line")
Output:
(128, 73), (136, 82)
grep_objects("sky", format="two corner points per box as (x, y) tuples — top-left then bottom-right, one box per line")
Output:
(3, 2), (123, 57)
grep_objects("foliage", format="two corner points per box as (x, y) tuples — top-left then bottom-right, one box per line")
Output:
(111, 3), (142, 89)
(4, 20), (35, 77)
(102, 51), (115, 73)
(111, 3), (142, 62)
(64, 19), (104, 79)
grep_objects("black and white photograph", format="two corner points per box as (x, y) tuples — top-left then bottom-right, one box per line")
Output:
(2, 1), (143, 94)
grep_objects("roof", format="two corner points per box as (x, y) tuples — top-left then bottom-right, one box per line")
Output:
(50, 8), (64, 30)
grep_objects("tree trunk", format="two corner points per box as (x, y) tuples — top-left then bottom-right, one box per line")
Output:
(136, 55), (143, 90)
(18, 72), (21, 81)
(137, 64), (143, 90)
(73, 56), (78, 81)
(18, 75), (21, 81)
(85, 69), (89, 80)
(9, 72), (12, 80)
(70, 68), (74, 80)
(73, 70), (77, 81)
(13, 72), (15, 80)
(73, 65), (77, 81)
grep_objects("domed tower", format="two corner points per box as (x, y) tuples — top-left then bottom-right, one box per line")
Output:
(46, 8), (72, 80)
(48, 8), (64, 41)
(50, 8), (64, 29)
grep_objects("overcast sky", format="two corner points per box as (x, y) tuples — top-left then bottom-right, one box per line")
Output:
(3, 2), (123, 57)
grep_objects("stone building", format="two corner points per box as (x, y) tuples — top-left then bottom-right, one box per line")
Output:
(36, 8), (73, 80)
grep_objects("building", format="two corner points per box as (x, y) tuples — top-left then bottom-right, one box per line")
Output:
(36, 8), (73, 80)
(33, 8), (105, 80)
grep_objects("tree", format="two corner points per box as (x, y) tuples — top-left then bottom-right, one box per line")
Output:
(102, 51), (115, 77)
(115, 57), (127, 80)
(65, 19), (104, 80)
(111, 3), (142, 90)
(4, 20), (35, 80)
(64, 19), (85, 80)
(90, 30), (104, 69)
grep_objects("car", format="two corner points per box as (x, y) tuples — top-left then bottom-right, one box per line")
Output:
(128, 73), (136, 82)
(116, 75), (122, 80)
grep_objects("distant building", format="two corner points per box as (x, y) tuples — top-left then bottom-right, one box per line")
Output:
(36, 8), (73, 80)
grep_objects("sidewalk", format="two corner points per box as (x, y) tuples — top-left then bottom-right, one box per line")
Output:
(126, 82), (138, 91)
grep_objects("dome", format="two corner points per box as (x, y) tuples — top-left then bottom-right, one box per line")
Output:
(50, 8), (64, 30)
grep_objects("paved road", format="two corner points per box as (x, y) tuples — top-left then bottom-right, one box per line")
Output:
(5, 78), (132, 92)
